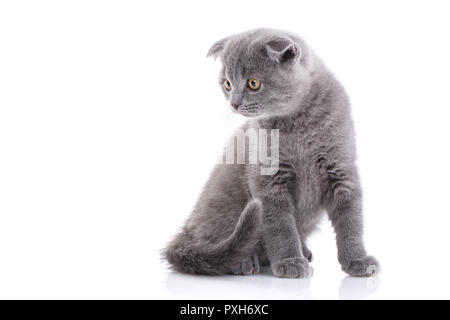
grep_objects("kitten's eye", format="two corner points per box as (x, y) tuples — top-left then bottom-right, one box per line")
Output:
(248, 79), (261, 90)
(224, 80), (232, 91)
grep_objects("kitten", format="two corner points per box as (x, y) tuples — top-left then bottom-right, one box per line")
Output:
(164, 28), (379, 278)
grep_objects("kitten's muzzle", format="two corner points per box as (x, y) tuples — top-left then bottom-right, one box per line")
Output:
(237, 103), (262, 117)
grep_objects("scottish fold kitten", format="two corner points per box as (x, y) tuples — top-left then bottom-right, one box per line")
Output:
(164, 28), (379, 278)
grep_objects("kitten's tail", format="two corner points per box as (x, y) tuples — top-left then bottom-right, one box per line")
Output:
(163, 199), (262, 275)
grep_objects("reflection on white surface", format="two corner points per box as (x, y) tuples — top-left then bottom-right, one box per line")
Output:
(338, 276), (380, 300)
(163, 267), (380, 300)
(164, 267), (312, 299)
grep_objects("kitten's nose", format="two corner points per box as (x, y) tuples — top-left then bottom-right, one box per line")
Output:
(231, 103), (240, 110)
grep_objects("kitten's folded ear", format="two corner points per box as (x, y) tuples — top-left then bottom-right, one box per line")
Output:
(265, 37), (301, 64)
(207, 37), (229, 59)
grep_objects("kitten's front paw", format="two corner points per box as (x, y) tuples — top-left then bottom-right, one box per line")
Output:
(342, 256), (380, 277)
(272, 257), (312, 279)
(229, 255), (260, 275)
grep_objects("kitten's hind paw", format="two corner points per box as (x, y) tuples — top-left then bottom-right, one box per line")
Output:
(272, 257), (312, 279)
(342, 256), (380, 277)
(229, 255), (260, 276)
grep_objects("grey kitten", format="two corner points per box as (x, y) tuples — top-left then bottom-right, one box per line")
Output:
(164, 28), (379, 278)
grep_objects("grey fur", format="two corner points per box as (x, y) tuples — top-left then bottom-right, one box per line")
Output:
(164, 28), (379, 278)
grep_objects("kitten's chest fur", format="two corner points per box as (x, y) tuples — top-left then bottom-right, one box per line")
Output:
(285, 130), (323, 213)
(252, 118), (324, 213)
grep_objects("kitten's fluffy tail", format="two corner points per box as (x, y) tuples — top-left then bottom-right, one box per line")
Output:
(164, 199), (262, 275)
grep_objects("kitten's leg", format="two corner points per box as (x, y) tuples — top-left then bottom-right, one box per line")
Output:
(325, 167), (379, 277)
(257, 171), (311, 278)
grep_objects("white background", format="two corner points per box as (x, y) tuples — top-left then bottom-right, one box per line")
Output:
(1, 0), (449, 299)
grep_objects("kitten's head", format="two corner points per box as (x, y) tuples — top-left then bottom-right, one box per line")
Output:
(208, 29), (313, 118)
